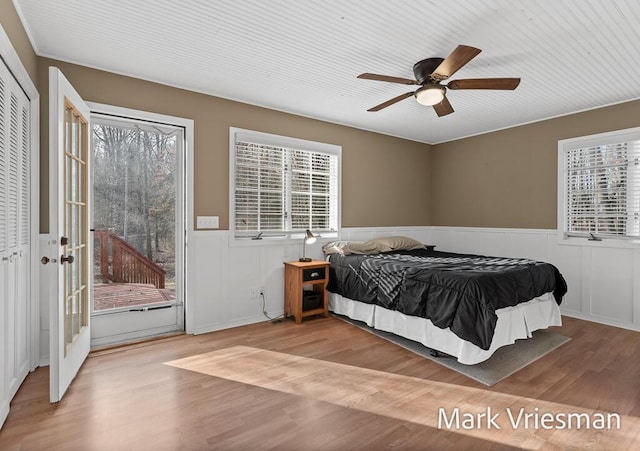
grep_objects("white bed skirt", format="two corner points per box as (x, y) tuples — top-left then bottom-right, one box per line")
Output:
(329, 292), (562, 365)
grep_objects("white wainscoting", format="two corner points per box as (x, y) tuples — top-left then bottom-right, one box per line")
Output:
(40, 226), (434, 349)
(187, 226), (639, 336)
(187, 227), (432, 334)
(188, 231), (295, 334)
(38, 226), (638, 359)
(429, 226), (640, 332)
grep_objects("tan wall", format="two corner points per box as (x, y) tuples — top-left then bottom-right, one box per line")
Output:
(0, 0), (37, 84)
(17, 0), (639, 233)
(37, 58), (432, 232)
(431, 100), (640, 229)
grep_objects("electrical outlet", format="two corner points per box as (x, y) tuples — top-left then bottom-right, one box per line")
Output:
(259, 287), (265, 297)
(196, 215), (219, 229)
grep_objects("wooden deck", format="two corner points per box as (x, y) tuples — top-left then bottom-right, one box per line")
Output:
(93, 282), (175, 310)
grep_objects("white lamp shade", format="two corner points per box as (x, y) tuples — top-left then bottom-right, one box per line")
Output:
(415, 86), (445, 106)
(300, 229), (317, 261)
(305, 229), (316, 244)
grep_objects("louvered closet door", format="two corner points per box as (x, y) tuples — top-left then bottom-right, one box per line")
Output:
(0, 50), (8, 423)
(0, 56), (31, 406)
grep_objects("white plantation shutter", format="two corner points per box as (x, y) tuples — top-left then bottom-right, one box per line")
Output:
(235, 142), (285, 233)
(289, 150), (338, 231)
(561, 130), (640, 239)
(232, 129), (340, 239)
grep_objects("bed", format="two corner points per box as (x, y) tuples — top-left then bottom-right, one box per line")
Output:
(324, 237), (568, 365)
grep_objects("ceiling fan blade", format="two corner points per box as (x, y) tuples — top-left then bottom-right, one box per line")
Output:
(357, 73), (418, 85)
(431, 45), (482, 81)
(447, 78), (521, 90)
(433, 96), (454, 117)
(367, 91), (415, 111)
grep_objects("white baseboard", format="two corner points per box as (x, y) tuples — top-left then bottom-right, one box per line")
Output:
(192, 314), (271, 335)
(561, 310), (639, 333)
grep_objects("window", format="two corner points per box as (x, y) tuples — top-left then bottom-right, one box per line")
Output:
(230, 128), (340, 240)
(558, 127), (640, 242)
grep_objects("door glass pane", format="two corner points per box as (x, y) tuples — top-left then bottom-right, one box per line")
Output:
(71, 158), (76, 203)
(71, 203), (76, 246)
(65, 295), (72, 346)
(72, 291), (79, 336)
(78, 248), (84, 321)
(72, 113), (78, 157)
(65, 107), (71, 160)
(92, 118), (178, 311)
(65, 153), (71, 206)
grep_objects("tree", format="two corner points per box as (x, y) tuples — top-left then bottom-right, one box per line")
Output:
(92, 121), (177, 283)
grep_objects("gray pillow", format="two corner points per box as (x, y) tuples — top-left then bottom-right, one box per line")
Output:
(322, 240), (381, 256)
(322, 236), (425, 255)
(367, 236), (425, 251)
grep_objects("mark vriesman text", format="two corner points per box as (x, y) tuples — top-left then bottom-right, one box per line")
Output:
(437, 407), (621, 430)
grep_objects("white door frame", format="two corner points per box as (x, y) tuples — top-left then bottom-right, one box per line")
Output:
(86, 102), (194, 335)
(0, 26), (40, 372)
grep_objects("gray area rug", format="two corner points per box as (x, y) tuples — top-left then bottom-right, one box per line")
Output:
(335, 315), (570, 386)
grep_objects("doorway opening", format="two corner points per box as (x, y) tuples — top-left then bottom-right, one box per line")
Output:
(89, 109), (186, 347)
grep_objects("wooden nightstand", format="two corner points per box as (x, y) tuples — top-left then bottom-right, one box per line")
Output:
(283, 260), (330, 324)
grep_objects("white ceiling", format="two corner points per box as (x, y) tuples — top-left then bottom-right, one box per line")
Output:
(13, 0), (640, 144)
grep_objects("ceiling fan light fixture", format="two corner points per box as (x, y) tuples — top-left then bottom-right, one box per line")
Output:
(415, 85), (445, 106)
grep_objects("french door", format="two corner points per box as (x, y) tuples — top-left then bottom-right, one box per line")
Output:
(88, 108), (185, 347)
(48, 67), (91, 403)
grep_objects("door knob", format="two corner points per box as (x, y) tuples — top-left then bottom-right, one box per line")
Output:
(60, 255), (75, 264)
(41, 256), (50, 265)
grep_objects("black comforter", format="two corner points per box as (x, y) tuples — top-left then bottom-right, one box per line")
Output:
(327, 249), (567, 350)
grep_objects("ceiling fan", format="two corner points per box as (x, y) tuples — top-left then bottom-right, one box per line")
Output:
(357, 45), (520, 117)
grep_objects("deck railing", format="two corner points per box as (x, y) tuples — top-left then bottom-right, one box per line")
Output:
(94, 229), (165, 289)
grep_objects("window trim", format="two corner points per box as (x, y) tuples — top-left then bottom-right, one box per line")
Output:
(229, 127), (341, 245)
(557, 126), (640, 248)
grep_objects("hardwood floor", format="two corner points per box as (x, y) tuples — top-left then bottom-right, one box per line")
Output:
(0, 315), (638, 450)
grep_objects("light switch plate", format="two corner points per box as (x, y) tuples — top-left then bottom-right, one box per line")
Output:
(196, 215), (219, 229)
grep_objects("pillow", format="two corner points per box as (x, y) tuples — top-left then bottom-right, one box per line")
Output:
(346, 241), (385, 255)
(322, 236), (425, 255)
(322, 240), (354, 255)
(367, 236), (425, 252)
(322, 240), (383, 256)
